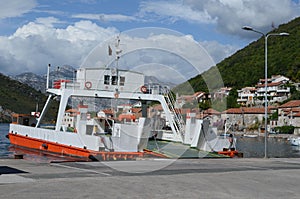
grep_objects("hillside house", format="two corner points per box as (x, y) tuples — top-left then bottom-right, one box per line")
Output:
(62, 109), (78, 128)
(237, 75), (291, 106)
(256, 75), (290, 104)
(176, 91), (208, 108)
(213, 87), (232, 100)
(221, 107), (273, 132)
(237, 87), (256, 106)
(278, 100), (300, 134)
(198, 108), (222, 129)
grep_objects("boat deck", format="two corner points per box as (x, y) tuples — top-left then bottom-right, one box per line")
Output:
(146, 140), (230, 158)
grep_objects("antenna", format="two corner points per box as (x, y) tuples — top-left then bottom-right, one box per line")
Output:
(115, 35), (122, 69)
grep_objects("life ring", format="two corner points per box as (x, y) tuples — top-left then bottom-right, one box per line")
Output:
(140, 86), (147, 93)
(114, 92), (119, 98)
(85, 81), (92, 89)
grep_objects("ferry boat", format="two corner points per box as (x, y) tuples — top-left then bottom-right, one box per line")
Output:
(8, 41), (236, 160)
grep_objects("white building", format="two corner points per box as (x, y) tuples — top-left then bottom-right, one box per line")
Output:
(237, 87), (256, 106)
(278, 100), (300, 130)
(237, 75), (291, 106)
(213, 87), (232, 99)
(62, 109), (77, 128)
(256, 75), (290, 104)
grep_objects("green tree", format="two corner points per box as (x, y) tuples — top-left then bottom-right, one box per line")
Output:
(227, 88), (240, 108)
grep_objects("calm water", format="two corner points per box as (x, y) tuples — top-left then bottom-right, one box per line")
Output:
(0, 123), (12, 158)
(236, 135), (300, 158)
(1, 123), (300, 160)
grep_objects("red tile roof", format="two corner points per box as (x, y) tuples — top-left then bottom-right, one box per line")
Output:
(204, 108), (220, 115)
(279, 100), (300, 108)
(294, 112), (300, 117)
(281, 108), (300, 112)
(223, 107), (271, 114)
(256, 81), (283, 88)
(66, 109), (78, 113)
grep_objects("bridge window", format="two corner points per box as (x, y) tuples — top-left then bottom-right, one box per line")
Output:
(112, 76), (118, 85)
(120, 76), (125, 86)
(104, 75), (110, 85)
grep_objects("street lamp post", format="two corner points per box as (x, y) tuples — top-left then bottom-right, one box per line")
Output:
(242, 26), (289, 159)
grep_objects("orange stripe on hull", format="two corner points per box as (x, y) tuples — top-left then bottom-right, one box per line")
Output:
(8, 132), (92, 158)
(8, 133), (151, 161)
(218, 150), (239, 158)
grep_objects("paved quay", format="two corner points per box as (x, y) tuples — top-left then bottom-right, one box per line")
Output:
(1, 158), (300, 199)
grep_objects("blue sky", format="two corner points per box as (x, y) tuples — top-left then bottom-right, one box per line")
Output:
(0, 0), (299, 83)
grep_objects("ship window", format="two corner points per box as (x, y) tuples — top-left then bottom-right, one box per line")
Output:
(104, 75), (110, 85)
(112, 76), (118, 85)
(120, 76), (125, 86)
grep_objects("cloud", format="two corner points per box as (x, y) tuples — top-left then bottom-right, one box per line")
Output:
(0, 0), (37, 19)
(200, 40), (239, 63)
(35, 17), (64, 27)
(139, 0), (300, 37)
(72, 13), (137, 22)
(139, 0), (216, 24)
(0, 19), (118, 75)
(82, 29), (217, 83)
(204, 0), (299, 35)
(0, 21), (222, 84)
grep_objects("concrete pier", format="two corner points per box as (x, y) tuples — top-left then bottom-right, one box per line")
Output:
(1, 158), (300, 198)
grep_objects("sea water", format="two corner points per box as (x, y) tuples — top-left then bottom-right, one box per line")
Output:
(0, 123), (12, 158)
(1, 123), (300, 159)
(236, 135), (300, 158)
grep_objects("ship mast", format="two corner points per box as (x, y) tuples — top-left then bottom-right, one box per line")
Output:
(115, 35), (122, 69)
(111, 35), (123, 118)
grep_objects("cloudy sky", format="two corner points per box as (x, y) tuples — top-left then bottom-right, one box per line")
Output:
(0, 0), (299, 83)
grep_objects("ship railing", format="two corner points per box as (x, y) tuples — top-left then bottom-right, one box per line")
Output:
(159, 88), (185, 140)
(51, 78), (81, 90)
(143, 83), (170, 95)
(70, 77), (146, 92)
(51, 77), (173, 96)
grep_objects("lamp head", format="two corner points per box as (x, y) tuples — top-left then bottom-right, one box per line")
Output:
(242, 26), (253, 31)
(279, 32), (289, 36)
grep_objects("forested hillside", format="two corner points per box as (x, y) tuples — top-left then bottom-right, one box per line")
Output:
(0, 73), (57, 122)
(174, 17), (300, 94)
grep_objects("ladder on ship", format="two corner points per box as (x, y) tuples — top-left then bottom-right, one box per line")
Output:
(163, 88), (186, 141)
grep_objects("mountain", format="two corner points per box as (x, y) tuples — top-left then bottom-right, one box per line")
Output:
(14, 72), (46, 92)
(144, 76), (177, 89)
(174, 17), (300, 94)
(48, 65), (76, 80)
(0, 73), (50, 122)
(13, 65), (76, 93)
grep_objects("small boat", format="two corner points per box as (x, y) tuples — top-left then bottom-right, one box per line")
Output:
(243, 134), (258, 138)
(288, 137), (300, 146)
